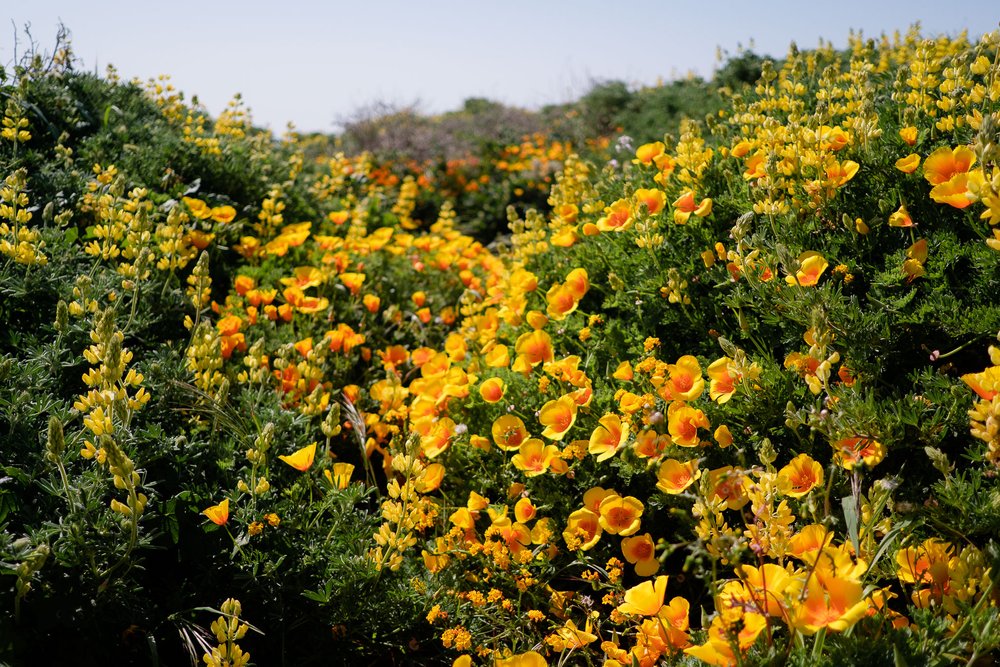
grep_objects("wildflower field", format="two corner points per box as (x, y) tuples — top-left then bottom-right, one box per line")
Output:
(4, 25), (1000, 667)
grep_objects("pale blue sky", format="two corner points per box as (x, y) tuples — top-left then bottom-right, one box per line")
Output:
(4, 2), (998, 133)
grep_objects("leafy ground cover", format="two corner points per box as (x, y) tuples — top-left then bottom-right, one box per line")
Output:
(2, 24), (1000, 667)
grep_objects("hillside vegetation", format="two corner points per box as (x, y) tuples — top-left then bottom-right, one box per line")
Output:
(2, 25), (1000, 667)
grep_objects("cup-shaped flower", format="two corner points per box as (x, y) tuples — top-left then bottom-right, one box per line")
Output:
(511, 438), (559, 477)
(325, 462), (354, 490)
(583, 486), (616, 513)
(633, 141), (665, 165)
(617, 575), (669, 616)
(791, 575), (868, 634)
(545, 284), (579, 321)
(479, 377), (505, 403)
(706, 357), (738, 403)
(514, 497), (537, 523)
(415, 462), (445, 493)
(492, 415), (528, 451)
(564, 268), (589, 300)
(538, 395), (578, 440)
(788, 524), (835, 563)
(895, 153), (921, 173)
(598, 495), (644, 536)
(514, 329), (554, 366)
(923, 145), (975, 185)
(551, 619), (597, 651)
(202, 498), (230, 526)
(656, 458), (698, 494)
(738, 563), (800, 617)
(621, 533), (659, 576)
(776, 453), (824, 498)
(888, 203), (915, 227)
(785, 251), (829, 286)
(597, 198), (633, 232)
(279, 443), (316, 471)
(832, 436), (886, 470)
(930, 171), (984, 209)
(562, 508), (602, 550)
(494, 650), (547, 667)
(664, 355), (704, 401)
(707, 466), (750, 511)
(635, 188), (666, 215)
(588, 413), (628, 461)
(667, 403), (710, 447)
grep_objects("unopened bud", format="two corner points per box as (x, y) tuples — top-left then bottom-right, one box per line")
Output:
(46, 415), (65, 460)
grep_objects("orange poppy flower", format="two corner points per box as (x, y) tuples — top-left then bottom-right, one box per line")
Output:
(325, 462), (354, 490)
(202, 498), (230, 526)
(663, 355), (704, 401)
(672, 191), (712, 224)
(613, 361), (633, 381)
(538, 395), (578, 440)
(930, 171), (984, 209)
(211, 205), (236, 224)
(707, 466), (749, 510)
(511, 438), (560, 477)
(714, 424), (734, 448)
(923, 145), (975, 185)
(621, 533), (659, 576)
(561, 268), (589, 300)
(562, 508), (602, 550)
(785, 251), (829, 287)
(656, 458), (698, 494)
(545, 284), (579, 321)
(635, 188), (666, 215)
(792, 575), (867, 634)
(597, 198), (633, 232)
(738, 563), (799, 618)
(776, 453), (824, 498)
(824, 159), (859, 187)
(788, 524), (835, 563)
(514, 329), (554, 366)
(339, 272), (366, 295)
(633, 141), (665, 165)
(588, 413), (628, 461)
(895, 153), (921, 174)
(182, 196), (212, 219)
(583, 486), (616, 514)
(514, 497), (537, 523)
(279, 443), (317, 471)
(492, 415), (529, 451)
(706, 357), (738, 403)
(479, 377), (505, 403)
(617, 575), (669, 616)
(598, 494), (644, 536)
(961, 367), (1000, 400)
(667, 403), (710, 447)
(832, 436), (885, 470)
(493, 651), (546, 667)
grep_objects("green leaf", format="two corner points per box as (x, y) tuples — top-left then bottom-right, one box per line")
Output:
(842, 495), (860, 552)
